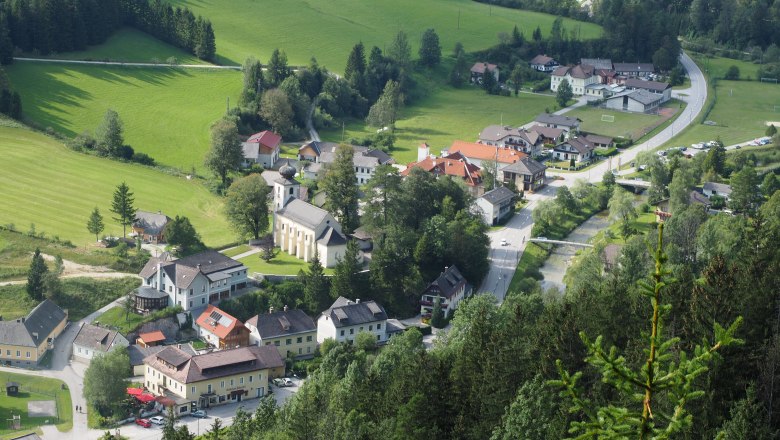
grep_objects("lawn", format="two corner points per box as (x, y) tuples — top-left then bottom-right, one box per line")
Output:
(221, 244), (252, 258)
(0, 372), (72, 437)
(319, 86), (557, 164)
(566, 102), (678, 140)
(167, 0), (601, 69)
(0, 277), (140, 321)
(660, 80), (780, 149)
(239, 249), (334, 276)
(28, 27), (207, 65)
(506, 242), (549, 296)
(93, 306), (147, 335)
(689, 52), (761, 81)
(6, 62), (241, 171)
(0, 123), (233, 247)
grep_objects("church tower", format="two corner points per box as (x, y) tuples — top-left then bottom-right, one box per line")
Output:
(273, 163), (300, 211)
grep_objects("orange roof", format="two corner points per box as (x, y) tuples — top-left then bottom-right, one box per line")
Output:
(402, 152), (482, 187)
(195, 305), (244, 340)
(138, 331), (166, 344)
(448, 140), (527, 164)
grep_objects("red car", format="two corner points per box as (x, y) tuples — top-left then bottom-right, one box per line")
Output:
(135, 418), (152, 428)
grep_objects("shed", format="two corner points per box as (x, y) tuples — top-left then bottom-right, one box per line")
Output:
(6, 382), (19, 396)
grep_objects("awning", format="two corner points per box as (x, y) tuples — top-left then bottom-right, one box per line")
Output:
(127, 388), (144, 396)
(136, 393), (156, 403)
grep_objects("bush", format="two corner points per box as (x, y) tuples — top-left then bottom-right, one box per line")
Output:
(724, 65), (740, 80)
(532, 79), (549, 93)
(131, 152), (155, 166)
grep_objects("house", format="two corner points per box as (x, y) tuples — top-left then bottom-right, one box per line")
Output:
(703, 182), (733, 200)
(419, 266), (471, 317)
(196, 305), (250, 349)
(478, 125), (544, 157)
(137, 330), (166, 347)
(552, 137), (595, 164)
(602, 244), (623, 272)
(0, 299), (67, 366)
(302, 144), (395, 184)
(241, 130), (281, 169)
(132, 211), (171, 244)
(298, 140), (330, 162)
(550, 64), (599, 95)
(138, 250), (249, 312)
(530, 54), (559, 72)
(143, 344), (284, 414)
(474, 186), (515, 225)
(501, 156), (548, 192)
(534, 113), (581, 133)
(245, 306), (317, 359)
(317, 297), (388, 344)
(402, 151), (483, 194)
(528, 125), (565, 144)
(470, 62), (499, 84)
(613, 62), (655, 78)
(605, 89), (663, 113)
(584, 134), (614, 149)
(623, 78), (671, 103)
(128, 344), (166, 376)
(273, 164), (348, 268)
(72, 323), (128, 364)
(581, 58), (613, 70)
(350, 227), (373, 251)
(447, 140), (527, 167)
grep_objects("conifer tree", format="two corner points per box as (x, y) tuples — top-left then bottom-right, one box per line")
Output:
(418, 28), (441, 67)
(86, 207), (104, 242)
(330, 240), (361, 300)
(26, 248), (48, 301)
(344, 42), (366, 81)
(303, 248), (330, 314)
(110, 182), (136, 238)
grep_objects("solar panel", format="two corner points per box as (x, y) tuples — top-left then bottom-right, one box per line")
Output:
(209, 311), (222, 322)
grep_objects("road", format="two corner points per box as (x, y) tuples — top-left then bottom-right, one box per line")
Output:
(481, 51), (707, 300)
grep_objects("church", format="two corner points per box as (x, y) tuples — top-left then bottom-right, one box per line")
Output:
(272, 164), (347, 268)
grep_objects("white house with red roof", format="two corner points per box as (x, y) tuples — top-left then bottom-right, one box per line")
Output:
(530, 54), (559, 72)
(447, 140), (528, 167)
(403, 146), (482, 194)
(196, 305), (251, 349)
(242, 130), (281, 169)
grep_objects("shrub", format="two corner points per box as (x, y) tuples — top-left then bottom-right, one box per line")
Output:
(131, 152), (155, 166)
(724, 65), (740, 80)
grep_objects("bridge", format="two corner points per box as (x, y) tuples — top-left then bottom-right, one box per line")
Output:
(616, 178), (651, 190)
(529, 238), (594, 248)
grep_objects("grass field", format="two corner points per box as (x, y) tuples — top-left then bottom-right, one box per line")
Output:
(566, 103), (676, 139)
(167, 0), (601, 69)
(0, 123), (233, 247)
(239, 249), (334, 276)
(29, 28), (206, 65)
(690, 52), (761, 81)
(93, 306), (147, 335)
(661, 80), (780, 149)
(0, 372), (72, 437)
(320, 87), (557, 164)
(222, 244), (251, 258)
(6, 62), (241, 171)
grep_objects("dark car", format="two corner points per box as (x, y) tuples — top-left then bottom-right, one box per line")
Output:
(135, 418), (152, 428)
(191, 410), (208, 418)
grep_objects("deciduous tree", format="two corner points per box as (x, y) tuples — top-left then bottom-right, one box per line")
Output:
(204, 119), (243, 187)
(365, 80), (401, 128)
(763, 172), (779, 198)
(164, 216), (204, 256)
(84, 347), (131, 417)
(608, 187), (637, 239)
(259, 88), (295, 137)
(556, 79), (573, 107)
(387, 31), (411, 68)
(730, 165), (760, 212)
(224, 174), (271, 240)
(321, 144), (360, 234)
(110, 182), (136, 238)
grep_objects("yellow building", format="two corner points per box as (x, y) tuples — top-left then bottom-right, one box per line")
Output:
(143, 345), (284, 415)
(245, 307), (317, 359)
(0, 299), (67, 366)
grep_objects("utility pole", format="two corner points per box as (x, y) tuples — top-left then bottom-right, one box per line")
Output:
(226, 96), (230, 113)
(458, 9), (461, 30)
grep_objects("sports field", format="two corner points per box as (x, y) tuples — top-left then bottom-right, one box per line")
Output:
(661, 80), (780, 149)
(0, 371), (72, 436)
(29, 28), (207, 65)
(0, 122), (233, 247)
(6, 62), (241, 171)
(566, 101), (681, 140)
(319, 87), (557, 164)
(167, 0), (601, 68)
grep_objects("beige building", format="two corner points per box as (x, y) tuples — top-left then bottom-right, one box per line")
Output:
(143, 345), (284, 415)
(246, 307), (317, 359)
(550, 64), (600, 95)
(0, 300), (67, 366)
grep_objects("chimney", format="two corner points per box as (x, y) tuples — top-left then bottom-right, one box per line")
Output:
(197, 264), (202, 271)
(156, 262), (162, 289)
(269, 306), (274, 314)
(355, 298), (361, 304)
(32, 332), (39, 340)
(283, 305), (288, 312)
(418, 143), (430, 162)
(177, 344), (181, 349)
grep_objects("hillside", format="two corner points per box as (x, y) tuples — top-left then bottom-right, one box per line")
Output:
(0, 121), (233, 247)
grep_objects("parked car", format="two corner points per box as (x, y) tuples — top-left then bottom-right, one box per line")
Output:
(191, 410), (208, 418)
(135, 419), (152, 428)
(149, 416), (165, 425)
(282, 378), (294, 387)
(273, 378), (287, 387)
(500, 239), (508, 246)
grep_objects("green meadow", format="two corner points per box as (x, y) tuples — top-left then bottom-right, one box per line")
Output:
(319, 87), (557, 164)
(689, 52), (762, 80)
(6, 62), (241, 171)
(167, 0), (601, 68)
(661, 80), (780, 149)
(0, 372), (72, 437)
(0, 122), (233, 247)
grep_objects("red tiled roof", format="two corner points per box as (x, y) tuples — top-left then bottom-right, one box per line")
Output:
(138, 331), (166, 344)
(247, 130), (282, 153)
(530, 54), (555, 65)
(449, 140), (527, 164)
(196, 305), (244, 340)
(552, 64), (596, 79)
(470, 62), (498, 74)
(402, 152), (482, 187)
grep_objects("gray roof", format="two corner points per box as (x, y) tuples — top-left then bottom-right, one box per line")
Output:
(9, 434), (42, 440)
(704, 182), (733, 196)
(317, 226), (347, 246)
(501, 157), (547, 176)
(479, 187), (515, 206)
(139, 251), (244, 290)
(144, 345), (284, 384)
(689, 190), (711, 206)
(260, 170), (281, 186)
(613, 62), (655, 73)
(138, 253), (173, 279)
(323, 297), (388, 328)
(0, 299), (67, 348)
(246, 309), (316, 339)
(423, 266), (467, 300)
(134, 286), (168, 299)
(277, 198), (331, 230)
(556, 137), (595, 155)
(133, 211), (171, 235)
(73, 324), (124, 353)
(581, 58), (613, 70)
(622, 89), (662, 105)
(584, 134), (614, 145)
(528, 125), (564, 140)
(128, 344), (166, 366)
(175, 250), (242, 275)
(535, 113), (581, 128)
(364, 149), (395, 165)
(624, 78), (670, 93)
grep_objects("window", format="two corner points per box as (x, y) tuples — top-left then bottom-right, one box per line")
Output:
(359, 327), (363, 331)
(16, 351), (20, 357)
(369, 325), (373, 331)
(289, 187), (294, 194)
(26, 352), (30, 358)
(191, 386), (196, 394)
(298, 348), (302, 354)
(306, 336), (312, 342)
(307, 347), (311, 353)
(168, 286), (172, 292)
(180, 406), (187, 414)
(340, 330), (344, 336)
(230, 379), (234, 386)
(349, 329), (354, 335)
(6, 350), (9, 355)
(78, 347), (82, 353)
(249, 375), (253, 383)
(296, 337), (302, 343)
(286, 339), (292, 345)
(274, 340), (280, 346)
(377, 323), (381, 330)
(221, 381), (225, 388)
(240, 377), (244, 384)
(202, 298), (205, 304)
(207, 384), (212, 393)
(202, 285), (205, 293)
(190, 289), (193, 295)
(189, 300), (192, 308)
(377, 335), (381, 341)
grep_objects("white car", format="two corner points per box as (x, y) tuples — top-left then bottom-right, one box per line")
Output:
(500, 239), (508, 246)
(149, 416), (165, 425)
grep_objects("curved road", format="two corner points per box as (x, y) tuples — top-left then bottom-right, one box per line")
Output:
(482, 51), (707, 300)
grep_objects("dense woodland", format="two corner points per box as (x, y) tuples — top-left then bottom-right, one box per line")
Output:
(0, 0), (216, 63)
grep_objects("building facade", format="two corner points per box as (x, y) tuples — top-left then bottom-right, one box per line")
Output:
(474, 187), (515, 225)
(196, 305), (250, 349)
(0, 300), (67, 366)
(72, 323), (129, 364)
(317, 298), (388, 344)
(419, 266), (471, 317)
(246, 307), (317, 359)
